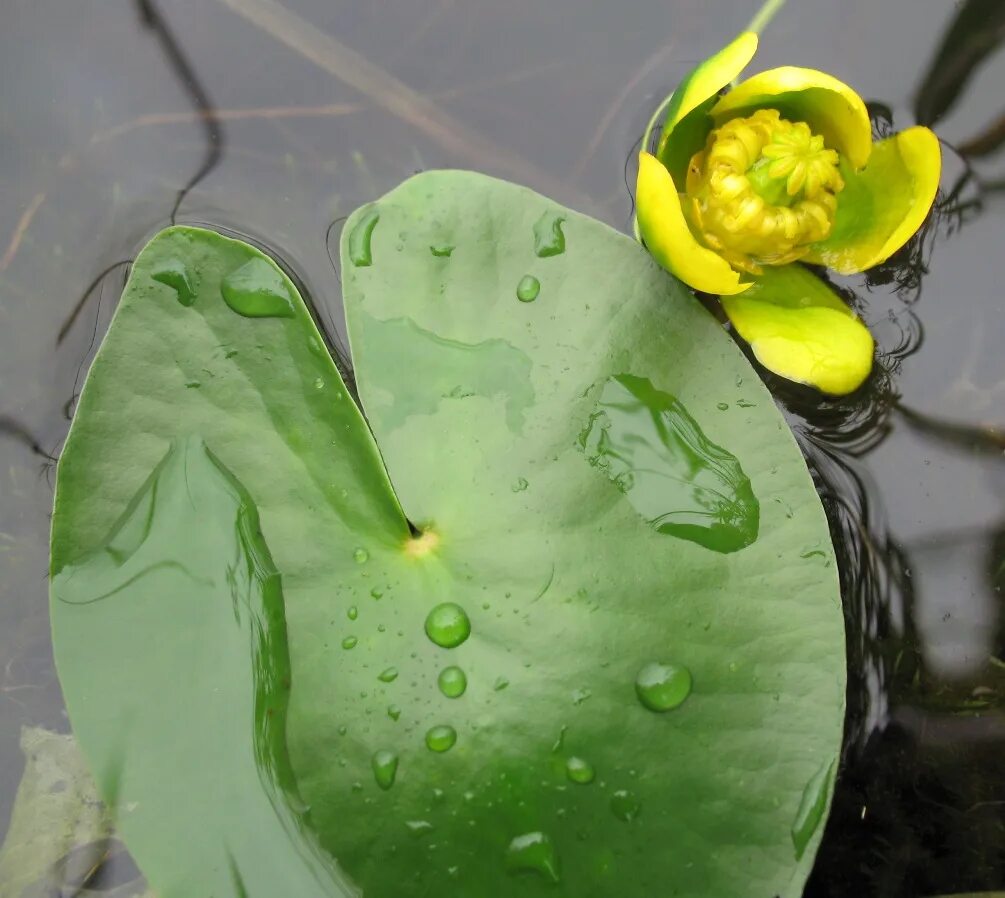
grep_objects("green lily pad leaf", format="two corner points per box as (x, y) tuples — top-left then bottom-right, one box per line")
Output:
(51, 172), (845, 898)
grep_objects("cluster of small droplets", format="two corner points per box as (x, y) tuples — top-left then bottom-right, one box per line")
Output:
(684, 109), (845, 273)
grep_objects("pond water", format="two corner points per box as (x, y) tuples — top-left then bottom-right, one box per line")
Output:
(0, 0), (1002, 895)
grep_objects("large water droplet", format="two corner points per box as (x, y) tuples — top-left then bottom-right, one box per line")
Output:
(219, 257), (295, 319)
(516, 275), (541, 303)
(387, 704), (402, 721)
(565, 756), (595, 785)
(348, 206), (380, 267)
(578, 374), (759, 553)
(378, 667), (399, 683)
(425, 724), (457, 753)
(151, 258), (195, 306)
(424, 603), (471, 648)
(371, 749), (399, 790)
(610, 789), (641, 822)
(533, 210), (567, 257)
(791, 759), (836, 859)
(430, 244), (454, 257)
(635, 661), (693, 712)
(353, 547), (369, 564)
(347, 605), (358, 621)
(505, 831), (560, 883)
(438, 666), (467, 698)
(341, 636), (358, 650)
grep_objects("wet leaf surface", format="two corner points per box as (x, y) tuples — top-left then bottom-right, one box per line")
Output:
(50, 172), (845, 897)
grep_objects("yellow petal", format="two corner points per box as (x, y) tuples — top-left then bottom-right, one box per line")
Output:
(711, 67), (873, 170)
(657, 32), (759, 157)
(636, 152), (751, 296)
(721, 265), (874, 395)
(805, 126), (942, 274)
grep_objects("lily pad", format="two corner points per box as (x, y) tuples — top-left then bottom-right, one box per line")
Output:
(50, 171), (845, 898)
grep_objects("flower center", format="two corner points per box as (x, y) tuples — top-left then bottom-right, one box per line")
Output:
(684, 109), (845, 274)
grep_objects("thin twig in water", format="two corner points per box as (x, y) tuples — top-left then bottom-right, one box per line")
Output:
(212, 0), (591, 209)
(570, 40), (678, 182)
(90, 103), (365, 147)
(0, 192), (45, 271)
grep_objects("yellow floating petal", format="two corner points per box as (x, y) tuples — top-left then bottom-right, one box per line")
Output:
(711, 67), (873, 169)
(636, 151), (751, 296)
(657, 32), (759, 156)
(721, 265), (874, 395)
(805, 126), (942, 274)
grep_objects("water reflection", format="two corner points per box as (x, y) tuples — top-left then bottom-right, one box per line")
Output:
(797, 3), (1005, 889)
(135, 0), (224, 222)
(51, 437), (357, 898)
(0, 0), (1002, 894)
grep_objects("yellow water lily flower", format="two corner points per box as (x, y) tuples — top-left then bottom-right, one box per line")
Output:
(636, 32), (941, 395)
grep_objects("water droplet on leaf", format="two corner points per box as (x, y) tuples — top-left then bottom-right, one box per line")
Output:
(430, 244), (454, 257)
(438, 666), (467, 698)
(371, 749), (399, 790)
(578, 374), (758, 553)
(505, 831), (560, 883)
(405, 819), (435, 837)
(425, 724), (457, 753)
(791, 759), (836, 858)
(378, 667), (399, 683)
(516, 275), (540, 303)
(610, 789), (641, 822)
(151, 258), (195, 306)
(635, 661), (692, 711)
(565, 756), (595, 784)
(219, 257), (295, 318)
(353, 547), (369, 564)
(342, 636), (358, 650)
(348, 206), (380, 267)
(425, 602), (471, 648)
(533, 210), (566, 257)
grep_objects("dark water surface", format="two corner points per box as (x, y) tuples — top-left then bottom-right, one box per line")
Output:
(0, 0), (1002, 895)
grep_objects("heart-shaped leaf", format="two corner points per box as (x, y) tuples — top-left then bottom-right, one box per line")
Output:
(51, 172), (845, 898)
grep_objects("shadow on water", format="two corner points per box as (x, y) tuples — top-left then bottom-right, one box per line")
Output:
(787, 4), (1005, 891)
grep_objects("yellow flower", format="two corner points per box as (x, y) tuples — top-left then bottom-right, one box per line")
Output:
(636, 32), (942, 395)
